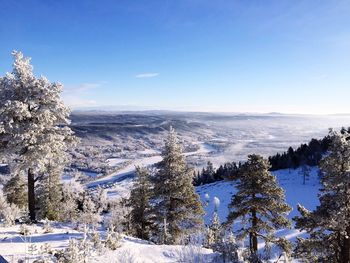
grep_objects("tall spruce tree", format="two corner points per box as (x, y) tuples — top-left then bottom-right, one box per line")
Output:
(226, 154), (291, 258)
(37, 163), (63, 220)
(0, 51), (76, 221)
(127, 166), (153, 240)
(152, 127), (204, 244)
(294, 131), (350, 263)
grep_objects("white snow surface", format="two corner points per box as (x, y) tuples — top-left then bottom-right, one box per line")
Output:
(0, 224), (216, 263)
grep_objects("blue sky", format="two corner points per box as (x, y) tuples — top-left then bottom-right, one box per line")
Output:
(0, 0), (350, 114)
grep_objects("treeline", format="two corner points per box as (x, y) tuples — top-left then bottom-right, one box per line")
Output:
(269, 127), (350, 170)
(193, 161), (242, 186)
(194, 127), (350, 186)
(268, 137), (330, 171)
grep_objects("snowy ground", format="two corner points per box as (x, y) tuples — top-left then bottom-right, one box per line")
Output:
(0, 224), (83, 262)
(0, 224), (216, 263)
(93, 236), (216, 263)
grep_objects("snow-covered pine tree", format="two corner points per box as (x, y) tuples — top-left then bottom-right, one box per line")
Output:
(94, 186), (108, 213)
(216, 232), (240, 263)
(37, 163), (63, 220)
(3, 173), (27, 208)
(152, 127), (204, 244)
(0, 51), (76, 221)
(80, 193), (101, 228)
(209, 211), (221, 243)
(60, 180), (82, 222)
(293, 131), (350, 263)
(204, 211), (222, 250)
(0, 190), (20, 226)
(226, 154), (291, 258)
(127, 166), (153, 240)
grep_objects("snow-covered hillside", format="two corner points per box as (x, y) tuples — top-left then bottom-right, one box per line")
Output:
(0, 166), (320, 262)
(0, 224), (216, 263)
(197, 167), (320, 259)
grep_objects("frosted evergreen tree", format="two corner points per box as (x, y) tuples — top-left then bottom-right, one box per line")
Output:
(60, 180), (82, 222)
(204, 211), (222, 249)
(37, 163), (63, 220)
(0, 51), (76, 221)
(94, 186), (108, 213)
(216, 232), (240, 263)
(0, 190), (20, 226)
(209, 212), (221, 243)
(294, 131), (350, 263)
(80, 193), (101, 228)
(226, 154), (291, 258)
(152, 127), (204, 244)
(127, 166), (153, 240)
(64, 239), (84, 263)
(104, 226), (121, 250)
(3, 173), (27, 208)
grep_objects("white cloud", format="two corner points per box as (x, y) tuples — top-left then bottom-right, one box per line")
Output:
(62, 96), (97, 108)
(62, 81), (107, 108)
(135, 73), (159, 78)
(63, 81), (107, 94)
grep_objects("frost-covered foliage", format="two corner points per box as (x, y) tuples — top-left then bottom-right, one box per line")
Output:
(69, 146), (110, 177)
(94, 186), (108, 213)
(294, 131), (350, 263)
(152, 127), (204, 244)
(127, 166), (153, 240)
(42, 221), (54, 234)
(37, 165), (63, 221)
(0, 190), (20, 225)
(3, 173), (27, 208)
(204, 211), (221, 249)
(60, 179), (83, 222)
(0, 51), (77, 221)
(104, 226), (121, 250)
(105, 199), (130, 233)
(19, 224), (31, 235)
(227, 154), (291, 259)
(79, 193), (101, 228)
(60, 238), (88, 263)
(215, 232), (240, 263)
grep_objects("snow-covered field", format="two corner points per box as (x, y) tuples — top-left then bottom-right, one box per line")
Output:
(0, 224), (216, 263)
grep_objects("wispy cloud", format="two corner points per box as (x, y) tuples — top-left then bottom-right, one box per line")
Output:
(64, 81), (108, 94)
(63, 97), (97, 107)
(62, 81), (107, 108)
(135, 72), (159, 78)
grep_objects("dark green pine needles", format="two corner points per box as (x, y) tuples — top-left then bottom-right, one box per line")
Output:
(226, 154), (291, 258)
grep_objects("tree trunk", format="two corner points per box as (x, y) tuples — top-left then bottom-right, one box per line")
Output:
(341, 226), (350, 263)
(251, 209), (258, 253)
(28, 168), (36, 222)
